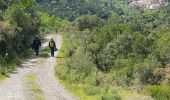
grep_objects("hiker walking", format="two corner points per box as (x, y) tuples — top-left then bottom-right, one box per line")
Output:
(32, 35), (41, 56)
(49, 38), (56, 57)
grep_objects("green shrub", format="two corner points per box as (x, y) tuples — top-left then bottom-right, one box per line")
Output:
(113, 66), (134, 86)
(83, 86), (100, 96)
(0, 4), (40, 75)
(76, 15), (103, 31)
(134, 55), (162, 85)
(146, 85), (170, 100)
(84, 74), (96, 85)
(56, 65), (69, 80)
(39, 52), (49, 58)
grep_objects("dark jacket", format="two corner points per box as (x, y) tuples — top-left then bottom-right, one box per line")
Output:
(33, 38), (41, 49)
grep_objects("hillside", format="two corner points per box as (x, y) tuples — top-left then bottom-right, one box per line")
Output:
(54, 1), (170, 100)
(0, 0), (170, 100)
(36, 0), (127, 20)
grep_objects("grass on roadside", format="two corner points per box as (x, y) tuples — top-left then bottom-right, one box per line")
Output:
(0, 75), (6, 82)
(39, 52), (49, 58)
(58, 78), (138, 100)
(39, 47), (50, 58)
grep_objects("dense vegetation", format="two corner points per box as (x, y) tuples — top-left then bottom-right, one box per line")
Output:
(37, 0), (128, 21)
(0, 0), (170, 100)
(0, 0), (41, 75)
(54, 1), (170, 100)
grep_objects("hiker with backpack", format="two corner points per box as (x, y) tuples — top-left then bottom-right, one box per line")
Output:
(32, 35), (41, 56)
(49, 38), (57, 57)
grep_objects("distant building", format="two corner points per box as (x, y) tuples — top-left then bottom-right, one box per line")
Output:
(129, 0), (169, 10)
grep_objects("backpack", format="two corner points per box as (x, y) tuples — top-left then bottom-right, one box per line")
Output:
(49, 41), (54, 48)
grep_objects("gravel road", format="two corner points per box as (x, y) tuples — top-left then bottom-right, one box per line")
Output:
(0, 35), (77, 100)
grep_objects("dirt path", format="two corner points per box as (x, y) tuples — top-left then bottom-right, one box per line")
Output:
(0, 35), (77, 100)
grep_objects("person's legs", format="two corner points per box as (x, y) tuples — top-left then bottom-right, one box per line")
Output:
(51, 48), (54, 57)
(35, 48), (39, 56)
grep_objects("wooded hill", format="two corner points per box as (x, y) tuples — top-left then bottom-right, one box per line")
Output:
(36, 0), (127, 21)
(42, 0), (170, 99)
(0, 0), (170, 99)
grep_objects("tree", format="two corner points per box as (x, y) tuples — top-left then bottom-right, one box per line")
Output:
(76, 15), (103, 31)
(19, 0), (34, 9)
